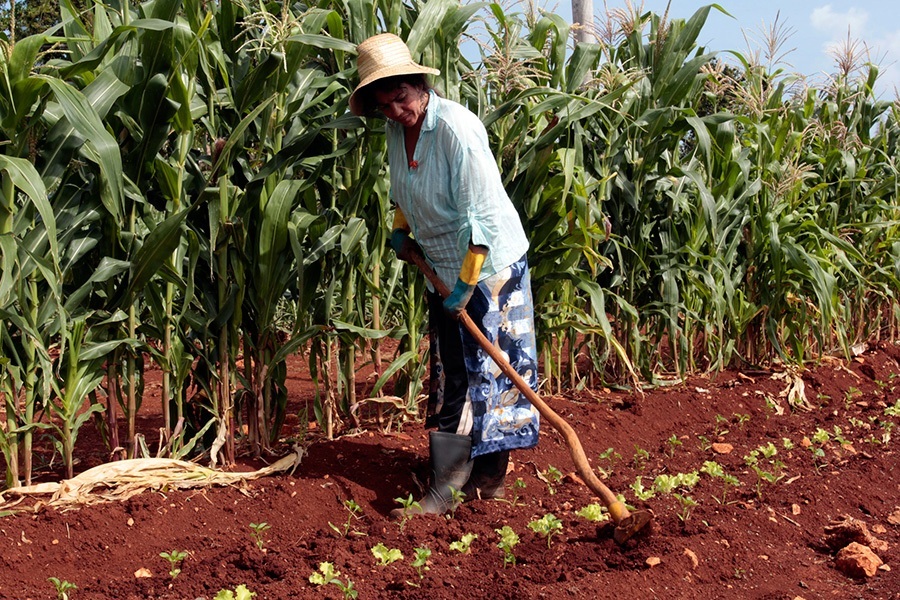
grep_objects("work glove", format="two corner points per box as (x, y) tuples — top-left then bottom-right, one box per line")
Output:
(443, 246), (486, 316)
(390, 208), (422, 263)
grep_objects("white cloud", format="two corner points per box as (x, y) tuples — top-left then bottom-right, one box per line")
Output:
(810, 5), (869, 36)
(871, 30), (900, 97)
(810, 5), (874, 61)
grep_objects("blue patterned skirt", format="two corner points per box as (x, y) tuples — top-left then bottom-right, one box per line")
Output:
(427, 254), (540, 458)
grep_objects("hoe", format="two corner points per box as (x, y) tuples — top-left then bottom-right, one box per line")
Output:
(409, 252), (653, 544)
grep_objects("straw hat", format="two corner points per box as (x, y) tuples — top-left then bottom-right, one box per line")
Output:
(350, 33), (440, 116)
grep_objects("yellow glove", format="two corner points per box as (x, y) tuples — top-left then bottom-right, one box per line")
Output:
(443, 246), (486, 315)
(390, 208), (421, 263)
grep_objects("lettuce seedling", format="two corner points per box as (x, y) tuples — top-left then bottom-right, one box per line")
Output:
(449, 533), (478, 553)
(495, 525), (519, 567)
(371, 542), (403, 566)
(528, 513), (563, 548)
(214, 584), (256, 600)
(576, 503), (609, 523)
(630, 476), (656, 501)
(309, 562), (358, 599)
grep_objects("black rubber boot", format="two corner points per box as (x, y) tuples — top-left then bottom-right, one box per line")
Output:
(391, 432), (473, 518)
(461, 450), (509, 501)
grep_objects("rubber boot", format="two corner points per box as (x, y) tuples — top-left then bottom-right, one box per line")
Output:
(461, 450), (509, 501)
(391, 432), (473, 518)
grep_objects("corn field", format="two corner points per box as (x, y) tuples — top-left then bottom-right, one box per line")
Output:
(0, 0), (897, 487)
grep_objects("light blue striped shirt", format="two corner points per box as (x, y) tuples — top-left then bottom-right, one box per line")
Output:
(387, 91), (530, 288)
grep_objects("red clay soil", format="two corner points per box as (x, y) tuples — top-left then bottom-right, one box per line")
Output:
(2, 342), (900, 600)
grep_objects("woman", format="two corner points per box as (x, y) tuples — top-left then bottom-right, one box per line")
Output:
(350, 33), (540, 516)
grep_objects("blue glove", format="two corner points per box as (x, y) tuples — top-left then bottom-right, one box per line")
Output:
(442, 247), (486, 316)
(391, 229), (409, 255)
(443, 278), (476, 316)
(390, 229), (422, 263)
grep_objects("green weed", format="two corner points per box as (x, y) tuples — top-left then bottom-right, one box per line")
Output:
(249, 522), (271, 550)
(159, 550), (188, 579)
(329, 499), (364, 538)
(48, 577), (77, 600)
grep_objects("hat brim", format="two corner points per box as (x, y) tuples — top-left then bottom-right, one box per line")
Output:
(349, 63), (440, 116)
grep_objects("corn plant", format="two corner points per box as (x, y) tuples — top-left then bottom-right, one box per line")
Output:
(666, 434), (683, 457)
(501, 477), (527, 507)
(595, 447), (621, 479)
(1, 0), (900, 485)
(48, 318), (135, 479)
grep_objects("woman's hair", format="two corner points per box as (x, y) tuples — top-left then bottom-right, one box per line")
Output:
(358, 73), (431, 117)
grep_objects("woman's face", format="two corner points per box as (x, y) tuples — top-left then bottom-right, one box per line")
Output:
(373, 83), (428, 128)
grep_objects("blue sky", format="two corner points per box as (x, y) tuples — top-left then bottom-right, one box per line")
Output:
(551, 1), (900, 99)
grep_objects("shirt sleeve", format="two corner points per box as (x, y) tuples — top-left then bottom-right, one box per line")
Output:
(448, 118), (502, 260)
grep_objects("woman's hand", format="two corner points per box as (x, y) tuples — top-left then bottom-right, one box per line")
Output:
(443, 278), (476, 315)
(443, 245), (487, 316)
(390, 229), (423, 263)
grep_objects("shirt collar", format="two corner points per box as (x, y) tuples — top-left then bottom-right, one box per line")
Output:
(421, 90), (439, 132)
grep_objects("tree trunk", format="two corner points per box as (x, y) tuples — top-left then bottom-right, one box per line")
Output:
(571, 0), (593, 43)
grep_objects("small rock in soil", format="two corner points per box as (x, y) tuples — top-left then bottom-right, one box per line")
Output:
(711, 443), (733, 454)
(888, 508), (900, 526)
(834, 542), (883, 578)
(683, 548), (699, 569)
